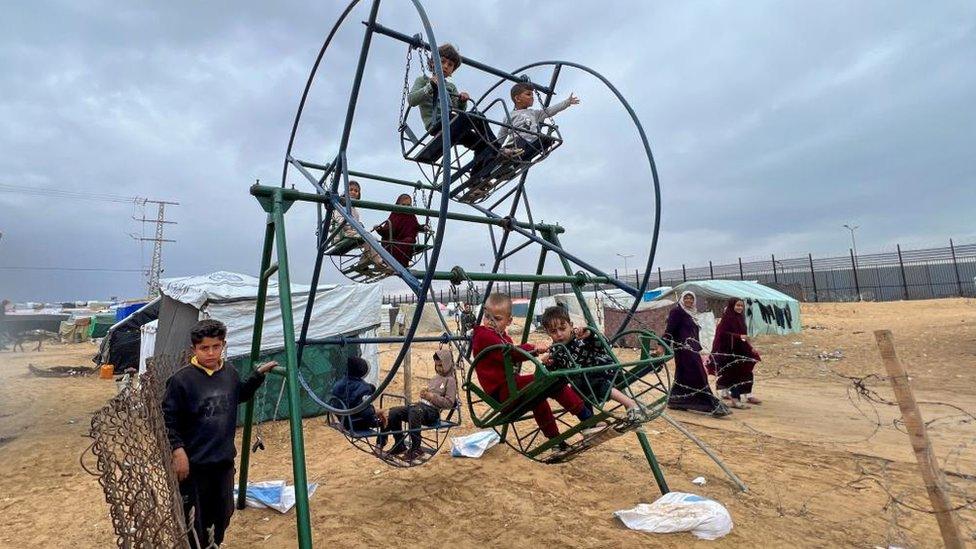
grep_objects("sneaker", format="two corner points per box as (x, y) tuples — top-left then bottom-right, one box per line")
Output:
(580, 422), (609, 437)
(626, 407), (644, 423)
(401, 448), (425, 463)
(557, 441), (571, 451)
(500, 146), (524, 158)
(387, 441), (407, 455)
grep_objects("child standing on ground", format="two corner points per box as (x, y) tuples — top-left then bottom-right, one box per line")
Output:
(538, 306), (644, 423)
(377, 348), (458, 462)
(471, 294), (602, 446)
(162, 319), (277, 549)
(497, 83), (580, 161)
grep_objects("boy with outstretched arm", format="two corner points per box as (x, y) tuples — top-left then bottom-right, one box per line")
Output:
(471, 294), (603, 449)
(497, 83), (580, 161)
(162, 319), (277, 549)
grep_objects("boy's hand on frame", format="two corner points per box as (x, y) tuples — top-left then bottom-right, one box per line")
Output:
(256, 361), (278, 375)
(459, 91), (470, 102)
(172, 448), (190, 482)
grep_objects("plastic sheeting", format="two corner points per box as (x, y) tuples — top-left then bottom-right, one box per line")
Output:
(139, 320), (157, 374)
(206, 285), (383, 359)
(662, 280), (800, 336)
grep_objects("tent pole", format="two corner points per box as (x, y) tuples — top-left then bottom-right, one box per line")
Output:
(270, 192), (314, 549)
(237, 213), (277, 510)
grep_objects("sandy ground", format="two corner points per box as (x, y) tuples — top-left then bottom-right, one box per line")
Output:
(1, 299), (975, 548)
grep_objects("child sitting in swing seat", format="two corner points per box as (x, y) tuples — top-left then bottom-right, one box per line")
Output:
(376, 348), (458, 463)
(538, 306), (645, 424)
(496, 83), (580, 162)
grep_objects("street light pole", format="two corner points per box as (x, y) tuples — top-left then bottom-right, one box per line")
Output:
(843, 224), (859, 266)
(615, 252), (635, 275)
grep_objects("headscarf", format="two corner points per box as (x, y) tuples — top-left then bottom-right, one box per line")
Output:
(716, 298), (747, 336)
(679, 290), (700, 326)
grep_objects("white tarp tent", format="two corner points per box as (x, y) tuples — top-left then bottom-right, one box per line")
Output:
(662, 280), (800, 337)
(398, 301), (448, 334)
(148, 271), (383, 384)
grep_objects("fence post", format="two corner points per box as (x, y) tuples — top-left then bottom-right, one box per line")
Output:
(875, 330), (966, 549)
(949, 239), (964, 297)
(614, 268), (618, 281)
(708, 260), (714, 279)
(738, 257), (744, 280)
(635, 269), (639, 286)
(897, 244), (909, 300)
(850, 248), (861, 301)
(808, 253), (818, 302)
(771, 254), (778, 283)
(682, 264), (687, 282)
(657, 267), (663, 287)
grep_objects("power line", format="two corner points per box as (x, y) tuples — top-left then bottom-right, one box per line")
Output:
(0, 184), (142, 204)
(0, 266), (145, 273)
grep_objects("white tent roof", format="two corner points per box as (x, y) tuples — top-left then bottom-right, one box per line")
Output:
(160, 271), (383, 359)
(160, 270), (327, 309)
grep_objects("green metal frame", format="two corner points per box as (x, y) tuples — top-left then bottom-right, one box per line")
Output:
(236, 190), (314, 548)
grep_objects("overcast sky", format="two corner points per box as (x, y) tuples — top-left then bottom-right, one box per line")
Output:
(1, 0), (974, 302)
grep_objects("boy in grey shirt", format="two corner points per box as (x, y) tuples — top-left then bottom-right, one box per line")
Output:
(497, 83), (580, 161)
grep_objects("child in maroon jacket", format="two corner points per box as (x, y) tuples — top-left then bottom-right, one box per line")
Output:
(471, 294), (601, 442)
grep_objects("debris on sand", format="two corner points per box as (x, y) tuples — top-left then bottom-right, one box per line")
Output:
(816, 350), (844, 362)
(28, 364), (98, 378)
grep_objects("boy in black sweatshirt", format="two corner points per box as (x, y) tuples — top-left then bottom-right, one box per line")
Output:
(162, 319), (276, 549)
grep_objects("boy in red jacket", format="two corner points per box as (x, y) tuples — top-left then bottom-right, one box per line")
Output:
(471, 294), (600, 444)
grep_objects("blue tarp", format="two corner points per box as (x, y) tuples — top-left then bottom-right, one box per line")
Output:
(115, 302), (148, 322)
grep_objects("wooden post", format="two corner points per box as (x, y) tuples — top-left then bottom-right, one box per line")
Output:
(874, 330), (964, 549)
(403, 347), (412, 405)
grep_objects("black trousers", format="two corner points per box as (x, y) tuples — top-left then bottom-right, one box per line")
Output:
(386, 403), (440, 450)
(429, 112), (498, 177)
(180, 461), (235, 549)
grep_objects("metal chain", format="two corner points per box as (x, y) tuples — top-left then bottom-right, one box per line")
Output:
(397, 44), (414, 131)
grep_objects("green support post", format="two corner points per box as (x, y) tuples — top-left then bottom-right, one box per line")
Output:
(240, 188), (313, 549)
(237, 215), (277, 510)
(270, 193), (314, 549)
(636, 427), (669, 495)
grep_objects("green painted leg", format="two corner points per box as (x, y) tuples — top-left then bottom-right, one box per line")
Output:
(636, 428), (669, 495)
(237, 216), (277, 510)
(271, 195), (314, 549)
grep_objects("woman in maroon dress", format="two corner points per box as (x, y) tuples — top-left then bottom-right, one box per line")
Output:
(373, 194), (426, 268)
(712, 298), (762, 407)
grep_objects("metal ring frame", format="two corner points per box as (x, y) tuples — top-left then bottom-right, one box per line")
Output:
(276, 0), (664, 432)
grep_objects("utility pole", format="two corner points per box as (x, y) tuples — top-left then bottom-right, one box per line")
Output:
(131, 199), (178, 297)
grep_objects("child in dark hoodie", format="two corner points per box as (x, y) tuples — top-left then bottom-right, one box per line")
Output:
(378, 348), (458, 463)
(330, 356), (385, 434)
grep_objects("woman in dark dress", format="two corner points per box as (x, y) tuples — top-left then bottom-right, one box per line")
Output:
(373, 194), (426, 268)
(664, 291), (730, 417)
(712, 298), (762, 408)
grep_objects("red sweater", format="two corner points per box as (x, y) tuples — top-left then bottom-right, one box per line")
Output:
(471, 325), (536, 396)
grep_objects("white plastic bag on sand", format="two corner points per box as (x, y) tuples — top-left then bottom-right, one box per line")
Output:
(233, 480), (318, 514)
(614, 492), (733, 540)
(450, 430), (500, 458)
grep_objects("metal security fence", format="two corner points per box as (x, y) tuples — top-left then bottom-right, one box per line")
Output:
(385, 239), (976, 304)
